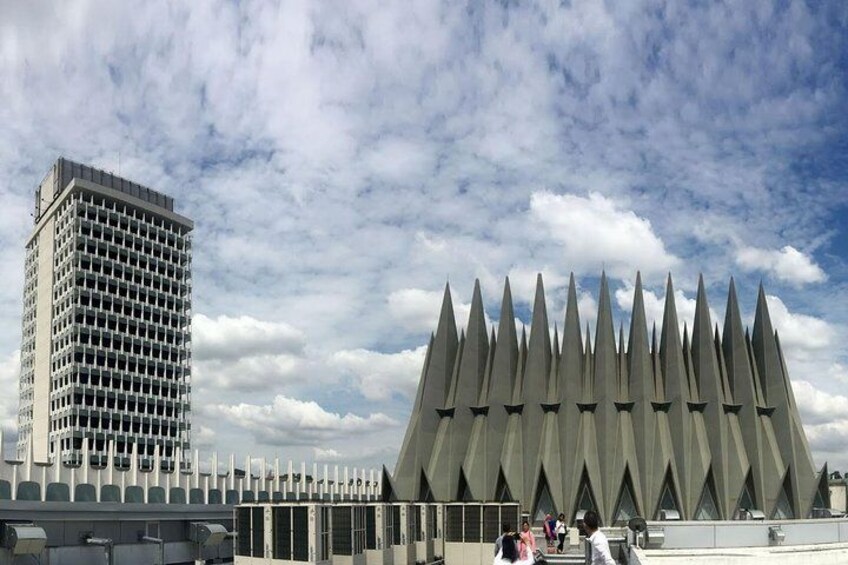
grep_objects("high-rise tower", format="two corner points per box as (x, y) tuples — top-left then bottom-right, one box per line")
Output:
(17, 158), (193, 469)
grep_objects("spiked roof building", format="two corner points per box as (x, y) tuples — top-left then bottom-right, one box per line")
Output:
(391, 273), (830, 525)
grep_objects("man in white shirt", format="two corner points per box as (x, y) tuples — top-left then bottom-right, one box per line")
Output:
(582, 510), (616, 565)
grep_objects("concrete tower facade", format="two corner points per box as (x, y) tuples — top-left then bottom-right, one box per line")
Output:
(391, 274), (830, 524)
(16, 158), (193, 468)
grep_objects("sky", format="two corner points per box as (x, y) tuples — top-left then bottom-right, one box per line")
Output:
(1, 0), (848, 474)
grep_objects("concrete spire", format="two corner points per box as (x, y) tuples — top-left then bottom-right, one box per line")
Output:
(523, 274), (556, 509)
(629, 272), (653, 407)
(660, 275), (692, 518)
(482, 278), (520, 499)
(393, 282), (458, 500)
(628, 272), (656, 513)
(392, 273), (824, 522)
(560, 273), (584, 394)
(558, 273), (583, 517)
(660, 274), (688, 403)
(594, 272), (618, 404)
(490, 278), (519, 405)
(456, 279), (489, 407)
(432, 279), (490, 501)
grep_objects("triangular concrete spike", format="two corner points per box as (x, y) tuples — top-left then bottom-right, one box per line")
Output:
(752, 282), (779, 406)
(488, 277), (519, 404)
(594, 270), (617, 404)
(524, 273), (552, 398)
(467, 279), (487, 340)
(560, 273), (583, 386)
(628, 270), (654, 408)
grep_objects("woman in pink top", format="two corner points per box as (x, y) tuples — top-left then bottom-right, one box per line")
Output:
(518, 520), (537, 562)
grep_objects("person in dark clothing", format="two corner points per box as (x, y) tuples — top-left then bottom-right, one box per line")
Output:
(495, 523), (511, 556)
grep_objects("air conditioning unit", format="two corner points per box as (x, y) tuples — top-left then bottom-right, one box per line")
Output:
(1, 523), (47, 555)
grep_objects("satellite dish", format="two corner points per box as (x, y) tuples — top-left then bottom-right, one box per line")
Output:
(627, 517), (647, 533)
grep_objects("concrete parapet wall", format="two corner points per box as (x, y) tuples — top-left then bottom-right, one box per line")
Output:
(0, 432), (380, 504)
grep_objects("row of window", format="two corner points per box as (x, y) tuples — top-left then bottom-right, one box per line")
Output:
(75, 194), (189, 241)
(76, 275), (189, 316)
(79, 218), (189, 266)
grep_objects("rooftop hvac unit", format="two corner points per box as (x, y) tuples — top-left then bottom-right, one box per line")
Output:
(387, 503), (415, 565)
(659, 509), (681, 521)
(332, 504), (367, 565)
(364, 503), (393, 565)
(188, 522), (229, 546)
(444, 503), (521, 565)
(1, 523), (47, 556)
(235, 505), (268, 559)
(411, 503), (442, 564)
(235, 503), (332, 564)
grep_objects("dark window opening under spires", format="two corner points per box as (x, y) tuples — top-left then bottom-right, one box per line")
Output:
(656, 481), (680, 520)
(694, 472), (720, 521)
(772, 473), (795, 520)
(572, 467), (598, 525)
(419, 471), (434, 503)
(613, 470), (639, 525)
(457, 469), (474, 502)
(495, 468), (513, 503)
(734, 472), (757, 516)
(533, 471), (556, 524)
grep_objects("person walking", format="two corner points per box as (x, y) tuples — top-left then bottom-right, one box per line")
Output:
(582, 510), (615, 565)
(542, 513), (555, 550)
(555, 513), (567, 554)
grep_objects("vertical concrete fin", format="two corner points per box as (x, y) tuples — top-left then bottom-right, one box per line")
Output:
(456, 279), (489, 407)
(560, 273), (584, 397)
(513, 326), (528, 403)
(722, 278), (747, 401)
(522, 274), (552, 503)
(628, 272), (653, 405)
(651, 323), (664, 400)
(433, 282), (460, 406)
(594, 272), (617, 403)
(660, 274), (688, 403)
(490, 278), (519, 405)
(752, 284), (779, 406)
(523, 273), (552, 403)
(691, 275), (720, 404)
(682, 324), (698, 402)
(478, 327), (498, 405)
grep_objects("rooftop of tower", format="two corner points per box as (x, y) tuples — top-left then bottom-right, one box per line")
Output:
(35, 157), (176, 222)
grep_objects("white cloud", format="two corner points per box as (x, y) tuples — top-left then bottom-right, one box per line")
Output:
(0, 1), (845, 471)
(766, 295), (834, 351)
(529, 192), (679, 281)
(793, 380), (848, 469)
(208, 395), (398, 447)
(314, 447), (345, 462)
(193, 314), (305, 361)
(331, 346), (428, 401)
(387, 287), (484, 334)
(736, 245), (826, 286)
(191, 313), (308, 391)
(614, 283), (714, 339)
